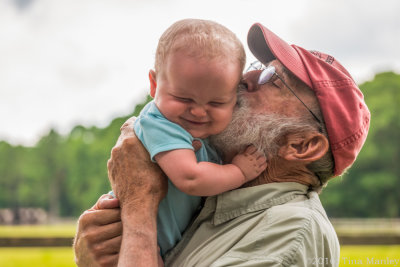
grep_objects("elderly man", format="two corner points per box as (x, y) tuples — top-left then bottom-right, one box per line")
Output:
(74, 23), (370, 267)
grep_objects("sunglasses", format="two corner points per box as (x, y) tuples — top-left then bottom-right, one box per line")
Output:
(246, 61), (322, 125)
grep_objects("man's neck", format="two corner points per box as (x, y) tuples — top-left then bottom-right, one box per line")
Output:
(242, 158), (320, 188)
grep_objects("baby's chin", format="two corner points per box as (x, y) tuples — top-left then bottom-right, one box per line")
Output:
(189, 129), (225, 140)
(188, 131), (210, 139)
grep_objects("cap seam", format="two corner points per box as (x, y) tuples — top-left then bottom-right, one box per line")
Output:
(331, 116), (370, 151)
(314, 78), (355, 89)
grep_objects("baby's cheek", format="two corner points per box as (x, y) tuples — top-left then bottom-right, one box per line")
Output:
(215, 110), (233, 129)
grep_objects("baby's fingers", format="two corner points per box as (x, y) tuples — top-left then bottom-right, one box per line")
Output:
(258, 161), (268, 171)
(256, 155), (267, 165)
(244, 145), (257, 155)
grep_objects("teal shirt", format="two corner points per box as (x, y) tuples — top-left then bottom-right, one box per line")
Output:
(134, 101), (221, 256)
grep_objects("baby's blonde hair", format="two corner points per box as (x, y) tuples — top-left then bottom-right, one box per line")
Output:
(155, 19), (246, 75)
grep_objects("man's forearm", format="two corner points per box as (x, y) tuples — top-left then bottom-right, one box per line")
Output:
(118, 203), (159, 267)
(107, 119), (167, 266)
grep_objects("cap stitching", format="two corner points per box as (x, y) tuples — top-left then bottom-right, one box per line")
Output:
(331, 116), (370, 151)
(314, 78), (354, 89)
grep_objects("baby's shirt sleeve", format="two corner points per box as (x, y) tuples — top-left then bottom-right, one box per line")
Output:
(134, 102), (194, 162)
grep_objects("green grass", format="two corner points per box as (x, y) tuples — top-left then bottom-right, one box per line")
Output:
(0, 245), (399, 266)
(340, 245), (400, 266)
(0, 247), (75, 267)
(0, 224), (76, 238)
(0, 224), (399, 266)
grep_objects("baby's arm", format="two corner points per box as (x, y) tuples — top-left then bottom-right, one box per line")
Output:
(155, 146), (266, 196)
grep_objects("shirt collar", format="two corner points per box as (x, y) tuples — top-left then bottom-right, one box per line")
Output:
(212, 182), (309, 225)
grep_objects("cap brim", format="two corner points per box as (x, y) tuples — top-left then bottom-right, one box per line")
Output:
(247, 23), (313, 89)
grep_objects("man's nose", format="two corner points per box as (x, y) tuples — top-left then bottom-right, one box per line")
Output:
(190, 105), (207, 117)
(242, 70), (260, 92)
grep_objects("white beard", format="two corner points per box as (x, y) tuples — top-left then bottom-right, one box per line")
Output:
(210, 95), (314, 161)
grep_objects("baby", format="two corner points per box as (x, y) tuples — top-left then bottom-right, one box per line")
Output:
(133, 19), (267, 257)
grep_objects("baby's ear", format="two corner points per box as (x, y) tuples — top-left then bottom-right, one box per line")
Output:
(149, 70), (157, 98)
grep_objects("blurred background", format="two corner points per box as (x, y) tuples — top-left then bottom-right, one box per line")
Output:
(0, 0), (399, 266)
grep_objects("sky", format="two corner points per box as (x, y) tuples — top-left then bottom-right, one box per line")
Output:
(1, 0), (399, 146)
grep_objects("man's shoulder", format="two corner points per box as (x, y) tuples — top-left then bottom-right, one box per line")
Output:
(267, 192), (334, 235)
(212, 192), (339, 266)
(258, 192), (339, 266)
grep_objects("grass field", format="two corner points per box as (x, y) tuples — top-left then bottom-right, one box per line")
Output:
(0, 247), (75, 267)
(1, 224), (399, 266)
(0, 224), (77, 238)
(0, 224), (77, 266)
(340, 245), (400, 266)
(0, 246), (399, 266)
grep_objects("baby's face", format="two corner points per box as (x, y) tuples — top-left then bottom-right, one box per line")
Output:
(154, 51), (241, 139)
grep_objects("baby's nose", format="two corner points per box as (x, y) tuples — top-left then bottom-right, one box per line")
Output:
(190, 105), (207, 117)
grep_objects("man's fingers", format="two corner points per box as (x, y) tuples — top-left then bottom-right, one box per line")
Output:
(84, 220), (122, 246)
(120, 116), (136, 133)
(97, 197), (120, 210)
(87, 224), (122, 267)
(92, 234), (122, 257)
(119, 117), (137, 142)
(89, 194), (119, 211)
(95, 253), (119, 267)
(95, 209), (121, 226)
(81, 208), (121, 228)
(88, 194), (113, 211)
(100, 221), (123, 240)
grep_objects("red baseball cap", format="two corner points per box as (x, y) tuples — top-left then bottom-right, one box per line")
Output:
(247, 23), (371, 176)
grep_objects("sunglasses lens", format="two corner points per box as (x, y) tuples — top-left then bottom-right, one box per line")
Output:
(247, 61), (262, 72)
(258, 66), (276, 85)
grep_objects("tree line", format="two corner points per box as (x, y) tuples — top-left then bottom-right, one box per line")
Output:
(0, 72), (399, 219)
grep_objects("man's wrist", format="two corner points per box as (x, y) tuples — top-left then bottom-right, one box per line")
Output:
(119, 192), (161, 215)
(121, 205), (158, 222)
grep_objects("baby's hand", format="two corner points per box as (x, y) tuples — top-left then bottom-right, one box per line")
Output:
(231, 145), (267, 182)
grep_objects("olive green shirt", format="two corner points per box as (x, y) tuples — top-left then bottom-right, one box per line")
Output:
(164, 182), (339, 267)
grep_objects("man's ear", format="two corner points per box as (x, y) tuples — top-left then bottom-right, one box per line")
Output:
(149, 70), (157, 98)
(279, 132), (329, 163)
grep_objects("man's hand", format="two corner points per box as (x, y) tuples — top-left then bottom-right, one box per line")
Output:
(107, 117), (167, 208)
(107, 117), (168, 266)
(74, 194), (122, 267)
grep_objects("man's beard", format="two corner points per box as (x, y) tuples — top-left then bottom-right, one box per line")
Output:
(210, 95), (313, 162)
